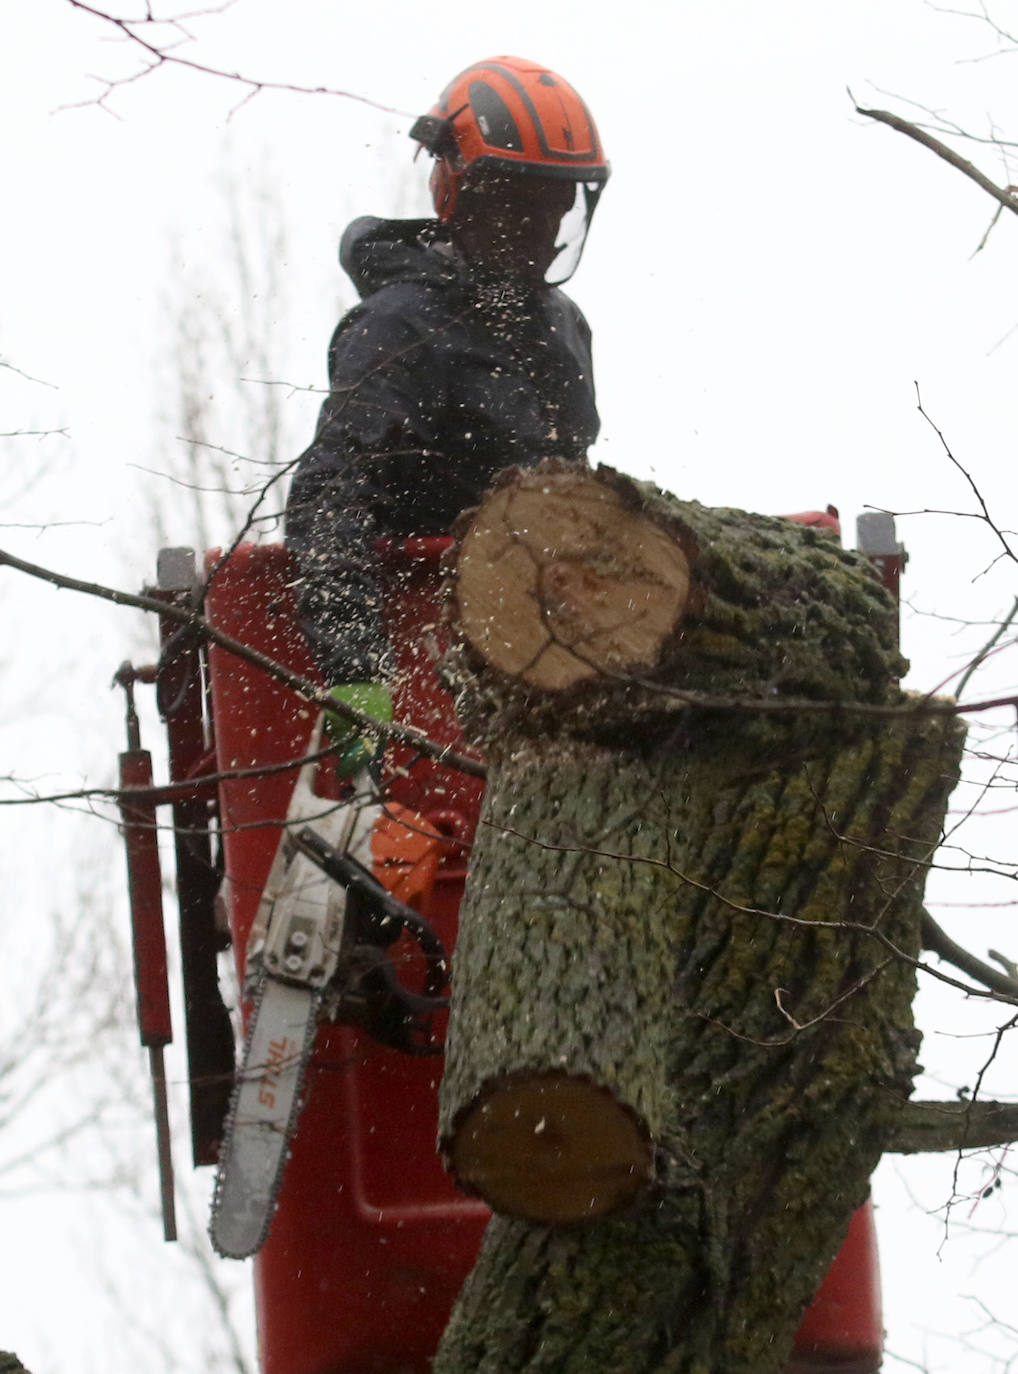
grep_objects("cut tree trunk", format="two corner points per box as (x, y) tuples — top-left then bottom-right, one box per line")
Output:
(447, 460), (904, 730)
(432, 461), (965, 1374)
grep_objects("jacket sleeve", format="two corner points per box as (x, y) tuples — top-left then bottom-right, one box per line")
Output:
(284, 293), (444, 685)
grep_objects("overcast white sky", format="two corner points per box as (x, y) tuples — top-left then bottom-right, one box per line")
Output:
(3, 2), (1018, 1371)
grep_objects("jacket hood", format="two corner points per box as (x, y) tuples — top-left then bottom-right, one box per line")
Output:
(339, 216), (461, 299)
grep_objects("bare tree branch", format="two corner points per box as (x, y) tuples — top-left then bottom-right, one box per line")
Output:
(955, 597), (1018, 698)
(886, 1099), (1018, 1152)
(1, 428), (70, 439)
(853, 95), (1018, 217)
(927, 1), (1018, 58)
(63, 0), (415, 119)
(0, 541), (486, 779)
(913, 384), (1018, 572)
(489, 819), (1018, 1007)
(0, 359), (58, 388)
(921, 908), (1018, 999)
(6, 539), (1018, 790)
(0, 741), (342, 809)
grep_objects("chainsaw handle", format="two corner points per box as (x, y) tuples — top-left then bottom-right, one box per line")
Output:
(291, 824), (451, 1003)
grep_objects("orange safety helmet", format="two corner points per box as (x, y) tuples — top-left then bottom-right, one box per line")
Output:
(409, 56), (610, 223)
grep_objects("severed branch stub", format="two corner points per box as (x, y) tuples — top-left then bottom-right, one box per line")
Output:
(886, 1098), (1018, 1154)
(448, 1067), (653, 1224)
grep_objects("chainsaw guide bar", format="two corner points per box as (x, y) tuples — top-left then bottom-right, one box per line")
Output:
(210, 975), (322, 1258)
(209, 720), (378, 1259)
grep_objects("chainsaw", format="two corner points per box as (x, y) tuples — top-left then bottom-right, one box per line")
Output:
(209, 715), (450, 1259)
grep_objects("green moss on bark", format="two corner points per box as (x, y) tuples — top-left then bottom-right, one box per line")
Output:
(436, 465), (963, 1372)
(435, 708), (964, 1373)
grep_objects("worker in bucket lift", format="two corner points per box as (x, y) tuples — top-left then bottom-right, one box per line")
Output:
(284, 55), (609, 767)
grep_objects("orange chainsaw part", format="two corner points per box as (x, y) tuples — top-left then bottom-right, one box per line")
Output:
(371, 803), (443, 907)
(202, 538), (883, 1374)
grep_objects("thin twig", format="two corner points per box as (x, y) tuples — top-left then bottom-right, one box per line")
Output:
(955, 596), (1018, 699)
(63, 1), (416, 119)
(488, 820), (1018, 1006)
(0, 542), (486, 779)
(913, 384), (1018, 572)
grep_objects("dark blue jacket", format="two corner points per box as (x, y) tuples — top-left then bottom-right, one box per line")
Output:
(285, 216), (600, 683)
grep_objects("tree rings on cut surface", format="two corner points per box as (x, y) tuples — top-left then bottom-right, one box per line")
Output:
(452, 467), (692, 690)
(445, 1070), (653, 1224)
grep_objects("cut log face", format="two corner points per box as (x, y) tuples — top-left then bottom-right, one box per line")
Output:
(448, 1070), (653, 1224)
(454, 470), (692, 690)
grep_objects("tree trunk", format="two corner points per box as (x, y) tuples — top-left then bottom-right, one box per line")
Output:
(433, 462), (964, 1374)
(447, 460), (905, 731)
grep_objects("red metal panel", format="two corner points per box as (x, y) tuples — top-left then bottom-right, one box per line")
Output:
(119, 748), (172, 1048)
(789, 1199), (883, 1372)
(204, 542), (488, 1374)
(782, 507), (841, 535)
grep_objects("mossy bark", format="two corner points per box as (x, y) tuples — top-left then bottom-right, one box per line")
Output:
(439, 741), (679, 1221)
(435, 463), (964, 1372)
(435, 711), (964, 1373)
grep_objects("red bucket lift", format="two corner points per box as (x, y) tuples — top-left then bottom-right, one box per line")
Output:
(204, 540), (488, 1374)
(118, 517), (890, 1374)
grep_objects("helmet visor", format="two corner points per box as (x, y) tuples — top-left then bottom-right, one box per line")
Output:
(545, 181), (604, 286)
(452, 169), (604, 286)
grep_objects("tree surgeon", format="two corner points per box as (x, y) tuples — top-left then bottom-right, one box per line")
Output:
(285, 55), (610, 756)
